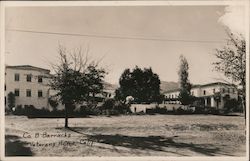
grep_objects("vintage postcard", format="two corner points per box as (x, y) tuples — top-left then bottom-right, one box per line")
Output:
(0, 1), (249, 161)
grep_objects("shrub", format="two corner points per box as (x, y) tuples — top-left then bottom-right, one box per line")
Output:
(113, 101), (131, 114)
(7, 92), (15, 112)
(48, 97), (59, 111)
(102, 98), (115, 110)
(224, 99), (240, 113)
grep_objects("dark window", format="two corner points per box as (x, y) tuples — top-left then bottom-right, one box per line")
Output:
(38, 76), (43, 83)
(5, 84), (6, 91)
(213, 89), (215, 93)
(222, 88), (225, 93)
(232, 88), (235, 93)
(27, 74), (32, 82)
(26, 89), (31, 97)
(5, 97), (6, 105)
(227, 88), (230, 93)
(203, 90), (206, 95)
(38, 90), (43, 97)
(14, 89), (19, 96)
(14, 73), (20, 81)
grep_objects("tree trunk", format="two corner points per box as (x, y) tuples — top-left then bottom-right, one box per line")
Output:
(64, 103), (70, 128)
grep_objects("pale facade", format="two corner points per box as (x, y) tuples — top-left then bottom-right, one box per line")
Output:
(164, 82), (238, 109)
(5, 65), (115, 110)
(5, 65), (51, 109)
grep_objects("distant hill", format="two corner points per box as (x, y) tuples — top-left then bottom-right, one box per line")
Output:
(160, 81), (179, 93)
(104, 81), (179, 93)
(103, 82), (119, 91)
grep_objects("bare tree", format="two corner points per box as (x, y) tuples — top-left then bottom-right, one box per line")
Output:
(50, 45), (106, 128)
(213, 32), (246, 119)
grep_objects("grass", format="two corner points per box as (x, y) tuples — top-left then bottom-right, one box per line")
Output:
(5, 114), (246, 156)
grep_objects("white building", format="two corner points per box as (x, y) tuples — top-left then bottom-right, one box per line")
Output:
(164, 82), (238, 109)
(5, 65), (115, 110)
(5, 65), (51, 109)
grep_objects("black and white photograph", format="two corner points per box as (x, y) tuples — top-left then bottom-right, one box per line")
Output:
(0, 1), (249, 160)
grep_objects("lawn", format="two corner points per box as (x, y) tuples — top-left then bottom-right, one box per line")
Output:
(5, 114), (246, 156)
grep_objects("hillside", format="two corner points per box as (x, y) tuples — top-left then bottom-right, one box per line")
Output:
(160, 81), (179, 93)
(103, 82), (119, 91)
(104, 81), (179, 93)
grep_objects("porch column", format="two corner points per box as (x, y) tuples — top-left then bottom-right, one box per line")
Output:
(211, 97), (215, 107)
(204, 98), (207, 106)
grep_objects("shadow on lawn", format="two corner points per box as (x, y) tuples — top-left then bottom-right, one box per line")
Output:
(5, 135), (33, 156)
(67, 127), (223, 156)
(88, 134), (221, 156)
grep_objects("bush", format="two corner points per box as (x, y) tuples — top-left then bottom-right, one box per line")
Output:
(7, 92), (15, 112)
(48, 97), (59, 111)
(113, 101), (131, 114)
(102, 98), (115, 110)
(78, 104), (101, 116)
(224, 99), (240, 113)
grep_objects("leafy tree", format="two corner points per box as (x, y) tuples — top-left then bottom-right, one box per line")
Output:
(115, 66), (161, 103)
(213, 32), (246, 118)
(178, 55), (193, 105)
(7, 92), (15, 111)
(50, 46), (106, 128)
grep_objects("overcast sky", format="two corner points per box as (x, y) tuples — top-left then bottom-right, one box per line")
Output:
(5, 5), (246, 84)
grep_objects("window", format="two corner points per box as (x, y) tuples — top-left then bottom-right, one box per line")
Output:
(227, 88), (230, 93)
(213, 89), (215, 93)
(38, 90), (43, 97)
(14, 89), (19, 96)
(38, 76), (43, 83)
(222, 88), (225, 93)
(26, 89), (31, 97)
(203, 90), (206, 95)
(27, 74), (32, 82)
(5, 84), (6, 91)
(232, 88), (235, 93)
(14, 73), (20, 81)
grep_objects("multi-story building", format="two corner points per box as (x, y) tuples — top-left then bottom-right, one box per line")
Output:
(164, 82), (238, 109)
(5, 65), (116, 110)
(5, 65), (51, 110)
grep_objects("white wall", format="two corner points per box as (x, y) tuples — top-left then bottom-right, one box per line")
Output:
(5, 68), (51, 109)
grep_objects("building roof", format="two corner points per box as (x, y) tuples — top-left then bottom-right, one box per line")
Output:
(163, 82), (235, 94)
(6, 65), (50, 73)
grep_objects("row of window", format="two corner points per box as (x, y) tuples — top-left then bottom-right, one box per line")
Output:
(166, 88), (236, 98)
(14, 89), (44, 98)
(14, 73), (43, 83)
(166, 94), (178, 99)
(202, 88), (235, 96)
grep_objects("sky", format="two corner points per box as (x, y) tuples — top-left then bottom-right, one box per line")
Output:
(5, 5), (246, 85)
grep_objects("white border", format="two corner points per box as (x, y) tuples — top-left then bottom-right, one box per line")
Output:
(0, 1), (249, 161)
(0, 1), (6, 161)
